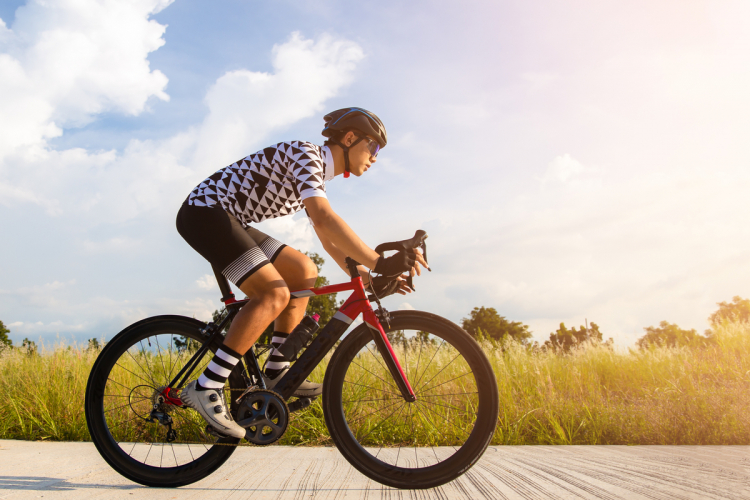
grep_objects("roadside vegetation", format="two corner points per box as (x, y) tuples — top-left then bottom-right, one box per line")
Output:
(1, 258), (748, 445)
(1, 313), (747, 445)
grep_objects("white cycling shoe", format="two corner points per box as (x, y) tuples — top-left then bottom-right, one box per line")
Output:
(264, 368), (322, 398)
(180, 380), (246, 439)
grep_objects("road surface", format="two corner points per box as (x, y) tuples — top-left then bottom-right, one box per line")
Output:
(0, 440), (746, 499)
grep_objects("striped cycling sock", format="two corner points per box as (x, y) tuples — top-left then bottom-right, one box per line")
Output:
(264, 331), (290, 379)
(196, 344), (242, 391)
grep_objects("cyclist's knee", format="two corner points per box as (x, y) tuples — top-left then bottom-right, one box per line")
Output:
(259, 286), (290, 314)
(300, 254), (318, 282)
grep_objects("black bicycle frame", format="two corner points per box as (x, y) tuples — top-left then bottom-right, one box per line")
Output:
(164, 258), (416, 403)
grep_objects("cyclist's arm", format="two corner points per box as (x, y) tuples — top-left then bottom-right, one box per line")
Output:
(313, 224), (373, 286)
(304, 197), (379, 270)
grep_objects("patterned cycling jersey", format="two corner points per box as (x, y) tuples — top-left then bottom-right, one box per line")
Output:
(187, 141), (333, 225)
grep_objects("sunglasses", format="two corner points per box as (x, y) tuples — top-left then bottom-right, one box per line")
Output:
(356, 134), (381, 158)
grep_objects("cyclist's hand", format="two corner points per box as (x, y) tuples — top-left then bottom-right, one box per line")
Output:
(374, 249), (416, 277)
(368, 274), (414, 298)
(410, 247), (430, 277)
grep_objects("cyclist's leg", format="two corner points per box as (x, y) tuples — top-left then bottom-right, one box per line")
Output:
(271, 246), (318, 331)
(176, 203), (291, 435)
(239, 227), (319, 376)
(181, 266), (289, 438)
(261, 247), (318, 378)
(223, 265), (290, 354)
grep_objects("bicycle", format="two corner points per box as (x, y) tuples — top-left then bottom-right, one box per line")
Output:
(84, 230), (499, 490)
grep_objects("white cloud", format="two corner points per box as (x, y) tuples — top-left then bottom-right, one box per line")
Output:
(257, 213), (316, 252)
(0, 25), (363, 225)
(0, 0), (172, 160)
(192, 32), (364, 167)
(196, 274), (217, 291)
(537, 154), (599, 185)
(0, 4), (364, 343)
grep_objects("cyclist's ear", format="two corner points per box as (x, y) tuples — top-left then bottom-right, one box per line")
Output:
(343, 131), (357, 147)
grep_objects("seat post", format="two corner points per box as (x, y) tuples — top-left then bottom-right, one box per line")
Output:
(212, 265), (236, 303)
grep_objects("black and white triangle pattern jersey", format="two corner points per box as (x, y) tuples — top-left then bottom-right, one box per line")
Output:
(187, 142), (333, 225)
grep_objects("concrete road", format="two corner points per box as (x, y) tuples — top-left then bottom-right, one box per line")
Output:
(0, 440), (747, 499)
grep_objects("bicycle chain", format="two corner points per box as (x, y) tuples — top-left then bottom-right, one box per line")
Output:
(141, 388), (318, 448)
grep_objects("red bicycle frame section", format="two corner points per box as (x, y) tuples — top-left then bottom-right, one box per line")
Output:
(221, 271), (416, 402)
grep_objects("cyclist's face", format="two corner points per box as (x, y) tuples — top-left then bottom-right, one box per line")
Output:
(346, 133), (378, 177)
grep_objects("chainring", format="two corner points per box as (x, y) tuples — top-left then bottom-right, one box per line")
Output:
(236, 389), (289, 446)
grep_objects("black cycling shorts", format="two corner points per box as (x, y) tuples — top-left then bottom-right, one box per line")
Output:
(176, 203), (286, 288)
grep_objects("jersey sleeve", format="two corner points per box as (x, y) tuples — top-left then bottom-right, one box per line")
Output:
(292, 143), (327, 201)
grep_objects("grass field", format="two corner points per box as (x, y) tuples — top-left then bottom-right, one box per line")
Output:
(1, 320), (748, 445)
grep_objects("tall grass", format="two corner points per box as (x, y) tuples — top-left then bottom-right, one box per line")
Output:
(1, 321), (748, 445)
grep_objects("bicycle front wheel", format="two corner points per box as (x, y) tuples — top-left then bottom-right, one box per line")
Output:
(322, 310), (499, 489)
(85, 315), (245, 487)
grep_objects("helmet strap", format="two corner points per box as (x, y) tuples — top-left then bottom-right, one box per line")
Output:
(332, 135), (364, 179)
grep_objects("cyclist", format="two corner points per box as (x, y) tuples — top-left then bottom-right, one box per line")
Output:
(176, 107), (427, 438)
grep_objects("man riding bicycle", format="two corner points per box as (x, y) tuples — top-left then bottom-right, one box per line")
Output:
(175, 107), (428, 438)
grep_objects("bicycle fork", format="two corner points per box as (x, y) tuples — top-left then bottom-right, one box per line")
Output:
(362, 308), (416, 402)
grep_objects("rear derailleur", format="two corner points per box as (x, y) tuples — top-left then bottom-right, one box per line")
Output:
(147, 407), (177, 443)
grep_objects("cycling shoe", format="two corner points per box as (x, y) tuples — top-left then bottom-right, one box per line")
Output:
(180, 380), (246, 439)
(264, 368), (322, 397)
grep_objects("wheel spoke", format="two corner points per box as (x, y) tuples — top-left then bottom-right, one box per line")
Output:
(344, 399), (404, 430)
(154, 336), (170, 383)
(415, 352), (462, 394)
(138, 340), (160, 387)
(342, 381), (402, 398)
(418, 391), (478, 398)
(349, 359), (399, 393)
(418, 370), (475, 395)
(354, 401), (408, 444)
(113, 362), (153, 386)
(364, 343), (394, 382)
(126, 348), (158, 389)
(413, 339), (445, 388)
(417, 399), (472, 440)
(416, 398), (477, 417)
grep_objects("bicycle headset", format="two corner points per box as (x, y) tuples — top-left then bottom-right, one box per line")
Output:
(321, 107), (388, 178)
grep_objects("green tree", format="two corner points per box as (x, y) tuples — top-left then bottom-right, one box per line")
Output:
(87, 338), (102, 351)
(544, 322), (605, 352)
(174, 336), (200, 353)
(305, 252), (338, 328)
(708, 296), (750, 325)
(0, 320), (11, 348)
(21, 337), (37, 356)
(636, 321), (705, 349)
(461, 307), (532, 344)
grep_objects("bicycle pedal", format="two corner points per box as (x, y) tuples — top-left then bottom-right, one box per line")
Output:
(205, 425), (231, 439)
(288, 396), (316, 413)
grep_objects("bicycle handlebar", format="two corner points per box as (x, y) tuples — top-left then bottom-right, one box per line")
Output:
(374, 230), (428, 256)
(345, 230), (429, 280)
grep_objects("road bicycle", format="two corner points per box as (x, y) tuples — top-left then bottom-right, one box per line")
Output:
(85, 230), (499, 490)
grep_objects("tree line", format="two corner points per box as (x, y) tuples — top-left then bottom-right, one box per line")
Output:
(460, 296), (750, 351)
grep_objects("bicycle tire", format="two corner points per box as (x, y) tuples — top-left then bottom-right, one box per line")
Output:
(322, 310), (499, 489)
(85, 315), (245, 487)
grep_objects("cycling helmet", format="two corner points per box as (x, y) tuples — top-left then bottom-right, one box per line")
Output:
(322, 107), (387, 177)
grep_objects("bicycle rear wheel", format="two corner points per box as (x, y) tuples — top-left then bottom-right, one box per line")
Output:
(85, 315), (245, 487)
(322, 310), (499, 489)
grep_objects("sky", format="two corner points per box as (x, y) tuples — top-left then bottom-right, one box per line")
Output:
(2, 0), (750, 348)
